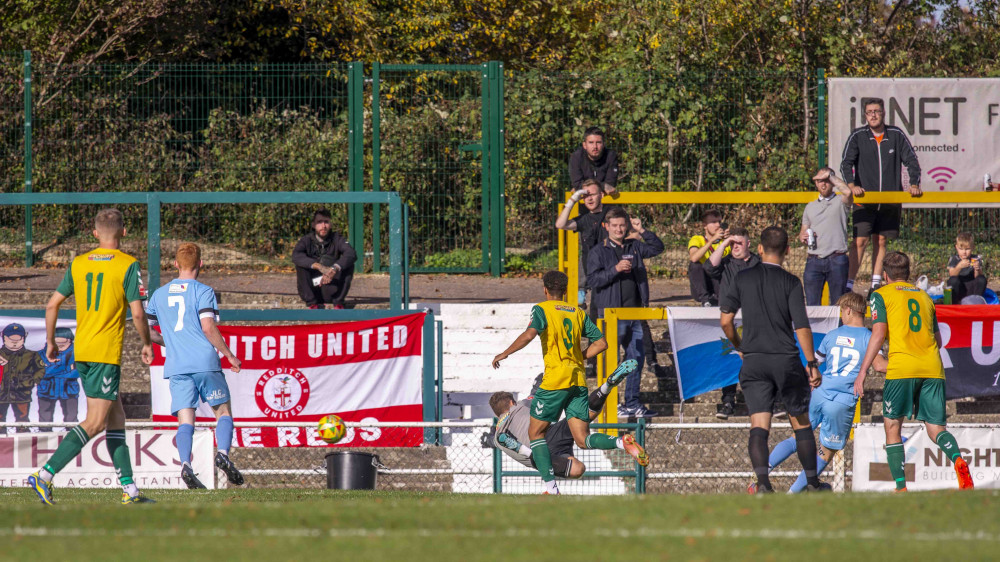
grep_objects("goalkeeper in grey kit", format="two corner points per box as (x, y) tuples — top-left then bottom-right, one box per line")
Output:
(489, 379), (647, 478)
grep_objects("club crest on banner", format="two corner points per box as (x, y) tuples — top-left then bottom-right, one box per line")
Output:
(255, 367), (310, 419)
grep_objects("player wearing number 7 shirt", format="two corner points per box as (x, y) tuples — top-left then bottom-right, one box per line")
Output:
(757, 292), (887, 493)
(146, 243), (244, 489)
(491, 271), (637, 495)
(856, 251), (973, 491)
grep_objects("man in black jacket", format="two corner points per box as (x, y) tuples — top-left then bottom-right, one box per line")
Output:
(704, 227), (760, 419)
(291, 209), (357, 309)
(569, 127), (619, 194)
(588, 208), (664, 418)
(839, 97), (921, 292)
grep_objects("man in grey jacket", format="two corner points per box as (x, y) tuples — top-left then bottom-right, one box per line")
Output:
(839, 97), (921, 293)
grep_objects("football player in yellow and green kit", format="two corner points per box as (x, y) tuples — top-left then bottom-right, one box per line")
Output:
(28, 208), (157, 505)
(491, 271), (637, 494)
(856, 251), (974, 491)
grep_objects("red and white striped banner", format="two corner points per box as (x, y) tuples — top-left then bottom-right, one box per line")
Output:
(150, 313), (426, 447)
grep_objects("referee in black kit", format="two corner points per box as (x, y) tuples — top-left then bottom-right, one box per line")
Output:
(719, 226), (829, 493)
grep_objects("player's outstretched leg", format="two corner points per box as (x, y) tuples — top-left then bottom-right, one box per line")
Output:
(936, 430), (973, 490)
(214, 414), (243, 485)
(607, 359), (638, 388)
(28, 424), (91, 505)
(107, 429), (156, 504)
(792, 427), (828, 491)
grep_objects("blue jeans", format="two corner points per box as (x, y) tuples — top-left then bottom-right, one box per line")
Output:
(804, 253), (849, 306)
(618, 320), (645, 409)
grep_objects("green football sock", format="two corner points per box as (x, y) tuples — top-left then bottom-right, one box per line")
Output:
(530, 438), (555, 483)
(886, 442), (907, 490)
(584, 433), (618, 450)
(43, 425), (91, 475)
(106, 430), (134, 486)
(936, 431), (962, 462)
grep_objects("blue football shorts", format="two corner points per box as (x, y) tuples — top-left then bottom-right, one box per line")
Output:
(169, 371), (231, 416)
(808, 390), (856, 451)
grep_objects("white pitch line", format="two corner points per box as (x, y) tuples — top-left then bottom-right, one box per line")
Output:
(1, 526), (999, 543)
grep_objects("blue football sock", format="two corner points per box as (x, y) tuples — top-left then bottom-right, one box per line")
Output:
(790, 454), (830, 493)
(216, 416), (234, 456)
(176, 424), (194, 464)
(768, 436), (798, 471)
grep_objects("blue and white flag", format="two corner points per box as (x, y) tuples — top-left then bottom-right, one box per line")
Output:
(666, 307), (841, 400)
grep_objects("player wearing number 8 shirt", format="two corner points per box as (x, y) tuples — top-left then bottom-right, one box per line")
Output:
(856, 251), (974, 491)
(29, 208), (156, 505)
(492, 271), (626, 495)
(146, 243), (244, 489)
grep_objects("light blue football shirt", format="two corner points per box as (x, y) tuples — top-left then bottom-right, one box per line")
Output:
(146, 279), (222, 378)
(816, 325), (872, 400)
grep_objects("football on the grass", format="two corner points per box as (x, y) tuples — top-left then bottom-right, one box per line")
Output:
(317, 414), (346, 444)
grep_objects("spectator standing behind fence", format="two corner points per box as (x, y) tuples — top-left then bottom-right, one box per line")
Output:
(292, 209), (357, 310)
(555, 179), (616, 307)
(569, 127), (618, 195)
(840, 97), (921, 293)
(946, 232), (987, 303)
(704, 227), (759, 420)
(688, 209), (729, 306)
(588, 208), (664, 418)
(798, 168), (853, 305)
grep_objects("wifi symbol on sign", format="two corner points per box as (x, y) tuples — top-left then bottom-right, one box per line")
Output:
(929, 167), (956, 189)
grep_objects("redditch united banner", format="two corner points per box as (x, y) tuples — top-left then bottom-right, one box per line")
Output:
(936, 305), (1000, 400)
(150, 313), (426, 448)
(853, 425), (1000, 491)
(666, 307), (840, 400)
(828, 78), (1000, 191)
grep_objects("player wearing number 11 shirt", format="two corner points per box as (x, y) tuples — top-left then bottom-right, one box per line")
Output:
(146, 242), (244, 489)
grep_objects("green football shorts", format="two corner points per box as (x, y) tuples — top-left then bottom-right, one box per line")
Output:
(77, 361), (121, 401)
(531, 386), (590, 423)
(882, 377), (947, 426)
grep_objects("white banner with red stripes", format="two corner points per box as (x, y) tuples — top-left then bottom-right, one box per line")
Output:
(150, 314), (426, 448)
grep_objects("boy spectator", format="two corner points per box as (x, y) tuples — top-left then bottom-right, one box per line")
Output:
(799, 168), (853, 305)
(555, 179), (616, 306)
(292, 209), (357, 309)
(588, 208), (665, 418)
(569, 127), (618, 194)
(38, 327), (81, 425)
(0, 323), (46, 431)
(946, 232), (987, 303)
(840, 97), (921, 292)
(688, 209), (729, 306)
(704, 227), (760, 419)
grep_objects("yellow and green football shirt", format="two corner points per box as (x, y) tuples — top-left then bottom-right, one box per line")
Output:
(870, 281), (944, 380)
(528, 300), (603, 390)
(56, 249), (145, 365)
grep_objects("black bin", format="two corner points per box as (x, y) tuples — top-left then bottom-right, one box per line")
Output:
(325, 452), (379, 490)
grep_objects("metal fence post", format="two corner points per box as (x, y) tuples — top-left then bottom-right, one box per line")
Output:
(23, 50), (32, 267)
(347, 62), (364, 254)
(436, 318), (444, 445)
(817, 68), (827, 168)
(371, 61), (382, 272)
(487, 61), (505, 276)
(636, 417), (647, 494)
(492, 422), (503, 493)
(422, 311), (437, 444)
(146, 193), (161, 290)
(388, 192), (403, 310)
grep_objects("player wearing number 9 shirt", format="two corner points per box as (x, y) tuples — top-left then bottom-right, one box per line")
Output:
(491, 271), (618, 495)
(146, 243), (244, 489)
(856, 251), (973, 491)
(30, 208), (156, 505)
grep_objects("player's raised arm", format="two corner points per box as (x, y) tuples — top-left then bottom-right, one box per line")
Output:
(44, 291), (69, 363)
(492, 327), (538, 369)
(201, 316), (241, 372)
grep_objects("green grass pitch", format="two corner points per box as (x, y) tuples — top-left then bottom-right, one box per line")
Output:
(1, 488), (998, 561)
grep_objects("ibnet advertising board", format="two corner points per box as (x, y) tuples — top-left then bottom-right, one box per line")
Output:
(827, 78), (1000, 191)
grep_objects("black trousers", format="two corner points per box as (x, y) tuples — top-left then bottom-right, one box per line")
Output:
(688, 261), (720, 305)
(947, 275), (987, 303)
(295, 267), (353, 306)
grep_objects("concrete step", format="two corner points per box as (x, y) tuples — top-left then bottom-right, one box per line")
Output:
(415, 303), (536, 330)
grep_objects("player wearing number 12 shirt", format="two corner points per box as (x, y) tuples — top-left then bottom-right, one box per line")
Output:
(492, 271), (638, 495)
(30, 208), (156, 505)
(856, 251), (973, 491)
(146, 243), (244, 489)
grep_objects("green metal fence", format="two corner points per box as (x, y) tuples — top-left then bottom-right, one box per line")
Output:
(3, 57), (995, 278)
